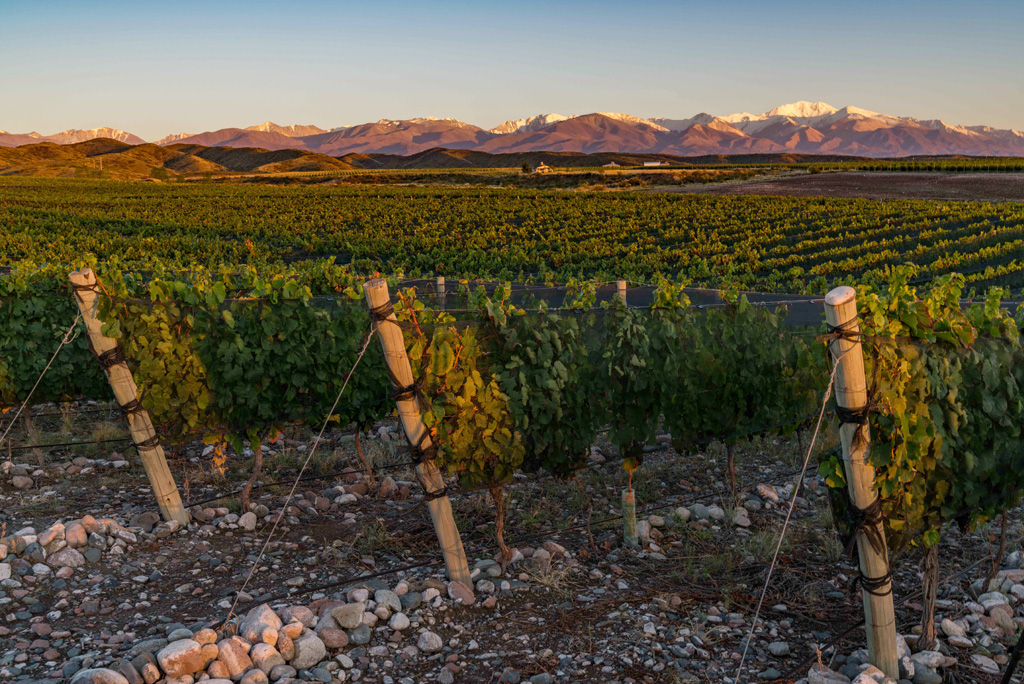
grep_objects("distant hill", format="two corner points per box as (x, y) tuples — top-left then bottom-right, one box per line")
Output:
(0, 139), (353, 179)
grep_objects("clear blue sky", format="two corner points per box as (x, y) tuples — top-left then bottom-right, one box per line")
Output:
(2, 0), (1021, 140)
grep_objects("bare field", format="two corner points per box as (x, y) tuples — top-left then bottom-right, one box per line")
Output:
(667, 171), (1024, 202)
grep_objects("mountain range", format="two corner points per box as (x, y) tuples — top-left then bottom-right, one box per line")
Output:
(2, 102), (1023, 157)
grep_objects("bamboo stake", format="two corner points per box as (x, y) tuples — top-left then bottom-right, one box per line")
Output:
(824, 285), (898, 678)
(68, 268), (190, 526)
(362, 278), (472, 588)
(436, 276), (446, 311)
(617, 278), (627, 305)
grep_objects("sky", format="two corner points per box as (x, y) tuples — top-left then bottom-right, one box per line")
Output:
(1, 0), (1022, 141)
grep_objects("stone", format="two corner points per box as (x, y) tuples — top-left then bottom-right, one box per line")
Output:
(948, 635), (972, 649)
(157, 639), (205, 679)
(939, 618), (965, 638)
(207, 660), (231, 679)
(911, 664), (942, 684)
(195, 628), (218, 646)
(38, 522), (65, 546)
(240, 669), (270, 684)
(348, 624), (371, 645)
(320, 628), (349, 649)
(280, 606), (316, 627)
(0, 563), (10, 581)
(12, 475), (33, 489)
(331, 602), (366, 629)
(250, 643), (285, 673)
(375, 589), (402, 613)
(240, 604), (283, 643)
(117, 661), (144, 684)
(269, 664), (296, 681)
(290, 632), (326, 669)
(970, 654), (999, 674)
(217, 637), (254, 677)
(65, 522), (88, 547)
(768, 641), (790, 657)
(389, 612), (410, 631)
(417, 630), (443, 653)
(48, 547), (86, 568)
(808, 664), (852, 684)
(238, 512), (258, 531)
(399, 592), (423, 611)
(448, 580), (475, 605)
(529, 675), (554, 684)
(276, 634), (294, 661)
(130, 511), (161, 533)
(71, 669), (130, 684)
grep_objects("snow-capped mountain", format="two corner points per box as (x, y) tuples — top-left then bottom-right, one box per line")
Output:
(650, 113), (722, 131)
(596, 112), (669, 132)
(44, 128), (145, 145)
(244, 122), (328, 137)
(2, 103), (1022, 156)
(490, 114), (569, 134)
(154, 132), (194, 146)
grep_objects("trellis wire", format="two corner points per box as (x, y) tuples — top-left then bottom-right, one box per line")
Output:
(1, 313), (84, 463)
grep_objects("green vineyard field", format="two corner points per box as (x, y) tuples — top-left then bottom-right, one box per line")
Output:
(2, 177), (1023, 292)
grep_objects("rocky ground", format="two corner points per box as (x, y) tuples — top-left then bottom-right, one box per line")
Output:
(1, 407), (1021, 684)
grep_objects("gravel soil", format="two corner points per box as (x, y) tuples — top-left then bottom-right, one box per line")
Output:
(1, 412), (1020, 684)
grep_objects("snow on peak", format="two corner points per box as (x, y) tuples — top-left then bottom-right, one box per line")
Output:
(244, 122), (327, 137)
(490, 113), (568, 135)
(649, 113), (721, 131)
(46, 128), (140, 144)
(155, 132), (193, 146)
(595, 113), (669, 132)
(764, 101), (837, 119)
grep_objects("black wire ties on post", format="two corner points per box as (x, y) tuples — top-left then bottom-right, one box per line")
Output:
(831, 368), (893, 600)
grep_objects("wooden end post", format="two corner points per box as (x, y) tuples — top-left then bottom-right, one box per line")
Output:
(362, 278), (472, 588)
(824, 285), (898, 678)
(68, 268), (190, 526)
(436, 276), (446, 311)
(617, 278), (627, 306)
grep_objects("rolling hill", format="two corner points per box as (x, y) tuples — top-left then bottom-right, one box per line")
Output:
(0, 140), (354, 179)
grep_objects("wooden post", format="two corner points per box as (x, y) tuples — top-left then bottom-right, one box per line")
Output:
(617, 278), (627, 306)
(622, 489), (638, 546)
(436, 276), (446, 311)
(362, 278), (472, 588)
(68, 268), (190, 526)
(824, 286), (898, 679)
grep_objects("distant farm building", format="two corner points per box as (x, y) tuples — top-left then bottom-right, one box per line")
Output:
(533, 162), (554, 174)
(643, 161), (668, 167)
(602, 162), (620, 168)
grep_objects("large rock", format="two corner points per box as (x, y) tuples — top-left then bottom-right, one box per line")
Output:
(290, 632), (326, 669)
(250, 643), (285, 673)
(48, 547), (86, 569)
(417, 631), (443, 653)
(279, 606), (316, 628)
(65, 522), (88, 548)
(375, 589), (402, 614)
(240, 604), (283, 643)
(71, 669), (130, 684)
(238, 512), (258, 531)
(216, 637), (254, 677)
(808, 664), (851, 684)
(0, 563), (10, 581)
(331, 602), (365, 630)
(156, 639), (204, 679)
(448, 581), (475, 606)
